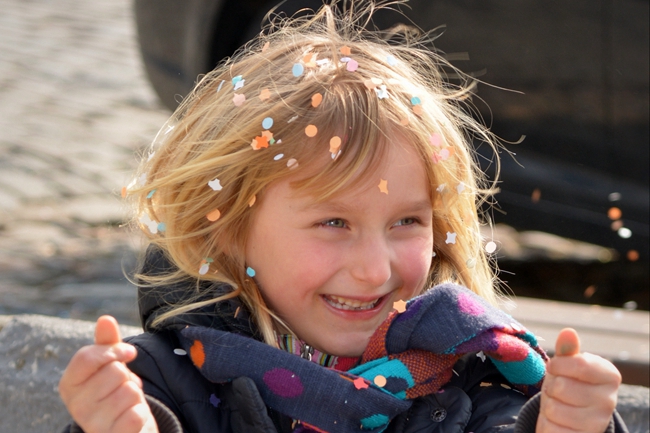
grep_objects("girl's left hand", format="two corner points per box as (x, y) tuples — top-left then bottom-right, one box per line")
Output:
(536, 328), (622, 433)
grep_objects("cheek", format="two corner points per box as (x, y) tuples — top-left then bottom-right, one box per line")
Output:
(397, 237), (433, 287)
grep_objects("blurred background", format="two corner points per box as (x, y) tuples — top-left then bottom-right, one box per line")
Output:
(0, 0), (647, 333)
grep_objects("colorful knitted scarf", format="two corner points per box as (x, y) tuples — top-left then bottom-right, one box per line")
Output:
(179, 283), (547, 433)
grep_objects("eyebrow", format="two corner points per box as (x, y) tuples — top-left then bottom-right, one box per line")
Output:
(300, 199), (433, 214)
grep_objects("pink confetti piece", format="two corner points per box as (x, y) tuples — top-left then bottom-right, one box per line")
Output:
(346, 58), (359, 72)
(233, 93), (246, 106)
(429, 133), (442, 147)
(485, 241), (497, 254)
(261, 41), (270, 52)
(287, 158), (298, 169)
(353, 377), (369, 390)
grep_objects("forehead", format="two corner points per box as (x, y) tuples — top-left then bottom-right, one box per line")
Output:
(284, 136), (431, 205)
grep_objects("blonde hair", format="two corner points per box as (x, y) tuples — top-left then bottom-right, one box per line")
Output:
(128, 1), (502, 346)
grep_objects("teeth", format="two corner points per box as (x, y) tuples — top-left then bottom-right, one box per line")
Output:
(324, 295), (381, 311)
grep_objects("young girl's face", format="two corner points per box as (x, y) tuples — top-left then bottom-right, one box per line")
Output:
(245, 139), (433, 357)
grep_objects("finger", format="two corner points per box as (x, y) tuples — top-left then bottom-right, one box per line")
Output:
(548, 352), (622, 385)
(545, 374), (618, 409)
(60, 342), (137, 390)
(555, 327), (580, 356)
(540, 393), (613, 433)
(95, 315), (122, 346)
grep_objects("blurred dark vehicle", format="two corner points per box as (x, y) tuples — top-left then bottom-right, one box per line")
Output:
(133, 0), (649, 308)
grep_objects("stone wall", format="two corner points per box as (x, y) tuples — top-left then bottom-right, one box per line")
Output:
(0, 314), (648, 433)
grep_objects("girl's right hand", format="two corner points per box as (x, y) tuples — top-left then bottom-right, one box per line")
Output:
(59, 315), (158, 433)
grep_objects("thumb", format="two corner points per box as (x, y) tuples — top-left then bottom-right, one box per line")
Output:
(94, 315), (122, 345)
(555, 327), (580, 356)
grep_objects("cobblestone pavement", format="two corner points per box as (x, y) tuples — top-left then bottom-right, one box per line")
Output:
(0, 0), (170, 326)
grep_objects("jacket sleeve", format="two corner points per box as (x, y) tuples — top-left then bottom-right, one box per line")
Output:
(60, 395), (182, 433)
(513, 393), (630, 433)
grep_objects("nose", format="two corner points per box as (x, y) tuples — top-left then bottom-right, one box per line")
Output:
(348, 233), (392, 288)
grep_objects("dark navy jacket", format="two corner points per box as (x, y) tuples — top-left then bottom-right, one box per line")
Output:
(63, 249), (628, 433)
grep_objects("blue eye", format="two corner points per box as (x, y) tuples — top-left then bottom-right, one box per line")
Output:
(322, 219), (346, 228)
(395, 218), (416, 226)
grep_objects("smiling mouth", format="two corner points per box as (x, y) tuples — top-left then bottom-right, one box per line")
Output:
(322, 294), (384, 311)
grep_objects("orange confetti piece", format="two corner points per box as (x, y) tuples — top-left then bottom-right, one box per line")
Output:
(399, 117), (409, 126)
(531, 188), (541, 203)
(261, 130), (273, 140)
(311, 93), (323, 107)
(363, 77), (383, 90)
(190, 340), (205, 368)
(251, 135), (269, 150)
(353, 377), (369, 390)
(206, 209), (221, 222)
(627, 250), (639, 261)
(248, 195), (256, 207)
(259, 88), (271, 100)
(393, 300), (407, 313)
(340, 46), (351, 56)
(121, 186), (127, 198)
(412, 105), (423, 115)
(329, 136), (342, 154)
(608, 207), (622, 220)
(373, 375), (387, 387)
(378, 179), (388, 194)
(305, 124), (318, 137)
(303, 52), (318, 67)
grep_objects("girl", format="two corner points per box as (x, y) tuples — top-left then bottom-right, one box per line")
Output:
(59, 2), (625, 433)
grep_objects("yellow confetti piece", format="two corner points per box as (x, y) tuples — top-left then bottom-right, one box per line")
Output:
(305, 124), (318, 137)
(311, 93), (323, 107)
(206, 209), (221, 222)
(248, 195), (256, 207)
(259, 88), (271, 100)
(378, 179), (388, 194)
(373, 375), (387, 387)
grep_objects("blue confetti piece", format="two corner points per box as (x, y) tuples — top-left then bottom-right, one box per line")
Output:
(246, 267), (256, 277)
(386, 55), (398, 66)
(262, 117), (274, 130)
(146, 189), (156, 199)
(232, 75), (243, 87)
(292, 63), (304, 77)
(217, 80), (225, 92)
(410, 96), (421, 105)
(157, 222), (166, 232)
